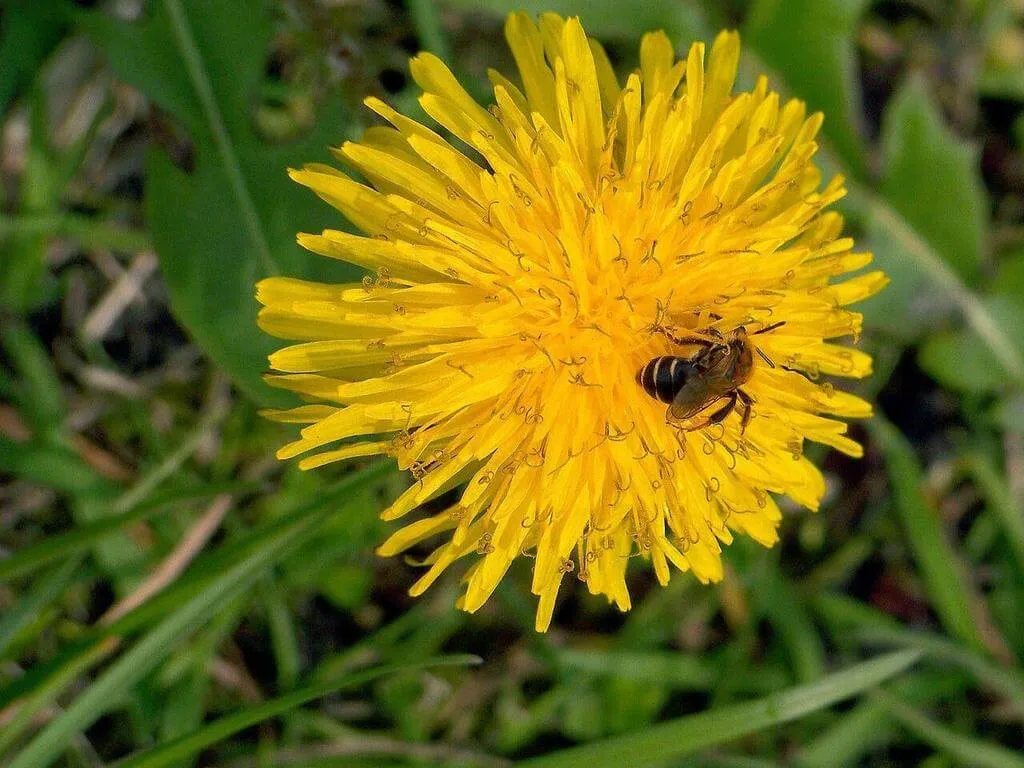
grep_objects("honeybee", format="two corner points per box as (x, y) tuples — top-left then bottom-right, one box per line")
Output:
(637, 321), (785, 432)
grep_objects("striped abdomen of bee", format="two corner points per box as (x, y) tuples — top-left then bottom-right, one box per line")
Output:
(637, 356), (690, 405)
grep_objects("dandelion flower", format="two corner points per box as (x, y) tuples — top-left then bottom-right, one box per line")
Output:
(257, 13), (887, 631)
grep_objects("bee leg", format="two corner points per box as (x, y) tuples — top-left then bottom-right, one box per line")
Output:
(737, 390), (755, 433)
(672, 396), (731, 431)
(707, 392), (739, 427)
(755, 347), (776, 369)
(658, 327), (716, 348)
(751, 320), (786, 335)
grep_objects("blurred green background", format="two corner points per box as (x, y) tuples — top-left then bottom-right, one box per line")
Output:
(2, 0), (1024, 765)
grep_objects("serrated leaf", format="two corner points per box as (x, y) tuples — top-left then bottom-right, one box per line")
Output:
(76, 0), (359, 405)
(918, 296), (1024, 394)
(744, 0), (868, 176)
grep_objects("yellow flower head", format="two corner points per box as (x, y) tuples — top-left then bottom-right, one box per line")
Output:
(258, 13), (887, 631)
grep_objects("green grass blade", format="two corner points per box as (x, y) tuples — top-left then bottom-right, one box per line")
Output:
(872, 690), (1024, 768)
(517, 650), (922, 768)
(0, 212), (152, 252)
(110, 655), (481, 768)
(810, 592), (905, 635)
(551, 649), (788, 695)
(681, 756), (783, 768)
(962, 450), (1024, 577)
(756, 562), (825, 683)
(552, 649), (716, 688)
(263, 577), (301, 690)
(1, 319), (64, 430)
(408, 0), (451, 60)
(95, 465), (389, 639)
(856, 628), (1024, 720)
(0, 555), (82, 659)
(5, 495), (335, 768)
(870, 418), (989, 654)
(0, 637), (120, 757)
(0, 439), (109, 497)
(0, 481), (256, 583)
(797, 672), (969, 768)
(108, 385), (232, 516)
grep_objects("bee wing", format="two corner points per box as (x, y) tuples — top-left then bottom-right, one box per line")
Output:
(668, 389), (713, 422)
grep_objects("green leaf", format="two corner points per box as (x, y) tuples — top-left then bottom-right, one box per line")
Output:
(1, 85), (57, 310)
(861, 78), (987, 338)
(409, 0), (452, 60)
(0, 0), (69, 116)
(936, 251), (1024, 395)
(847, 186), (1024, 388)
(441, 0), (713, 46)
(979, 68), (1024, 102)
(993, 391), (1024, 432)
(744, 0), (868, 176)
(869, 418), (989, 654)
(994, 248), (1024, 296)
(0, 439), (107, 497)
(552, 649), (787, 695)
(263, 578), (301, 689)
(517, 650), (922, 768)
(158, 671), (208, 749)
(918, 296), (1024, 394)
(880, 77), (986, 282)
(918, 332), (1004, 394)
(76, 0), (360, 405)
(318, 563), (374, 610)
(110, 656), (480, 768)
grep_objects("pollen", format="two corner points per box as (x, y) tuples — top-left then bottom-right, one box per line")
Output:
(257, 13), (887, 631)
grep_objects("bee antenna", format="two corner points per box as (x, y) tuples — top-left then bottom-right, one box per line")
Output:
(752, 320), (786, 336)
(755, 347), (776, 368)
